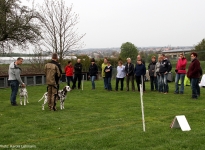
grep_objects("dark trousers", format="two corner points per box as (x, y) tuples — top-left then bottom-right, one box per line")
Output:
(190, 78), (200, 98)
(115, 78), (124, 91)
(66, 76), (74, 87)
(126, 75), (135, 91)
(72, 74), (81, 89)
(150, 76), (158, 91)
(9, 80), (19, 104)
(136, 76), (145, 91)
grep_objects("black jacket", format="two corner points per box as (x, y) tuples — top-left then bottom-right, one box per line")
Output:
(104, 65), (112, 78)
(148, 61), (156, 76)
(89, 63), (98, 76)
(125, 63), (134, 76)
(74, 63), (82, 74)
(159, 59), (172, 73)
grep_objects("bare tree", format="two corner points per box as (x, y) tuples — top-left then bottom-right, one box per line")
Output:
(28, 44), (46, 74)
(37, 0), (85, 63)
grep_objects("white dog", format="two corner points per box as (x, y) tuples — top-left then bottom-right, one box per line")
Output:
(38, 86), (71, 110)
(19, 87), (29, 106)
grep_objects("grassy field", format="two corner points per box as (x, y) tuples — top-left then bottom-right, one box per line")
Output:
(0, 80), (205, 150)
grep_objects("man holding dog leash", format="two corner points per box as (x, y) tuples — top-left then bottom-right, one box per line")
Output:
(45, 53), (62, 111)
(8, 57), (25, 106)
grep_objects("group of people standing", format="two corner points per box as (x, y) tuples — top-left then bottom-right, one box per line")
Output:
(65, 58), (99, 90)
(100, 52), (202, 100)
(7, 52), (202, 109)
(101, 56), (146, 92)
(149, 52), (202, 99)
(149, 54), (172, 94)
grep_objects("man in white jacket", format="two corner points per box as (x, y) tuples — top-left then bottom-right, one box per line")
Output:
(8, 57), (25, 106)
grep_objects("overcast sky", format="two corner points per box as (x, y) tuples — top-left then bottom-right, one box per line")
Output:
(23, 0), (205, 49)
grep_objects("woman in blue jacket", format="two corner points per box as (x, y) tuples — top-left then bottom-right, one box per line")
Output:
(134, 59), (146, 92)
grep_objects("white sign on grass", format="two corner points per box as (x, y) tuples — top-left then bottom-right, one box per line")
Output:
(170, 115), (191, 131)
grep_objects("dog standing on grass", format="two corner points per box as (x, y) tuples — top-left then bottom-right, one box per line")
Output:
(19, 85), (29, 106)
(38, 86), (71, 110)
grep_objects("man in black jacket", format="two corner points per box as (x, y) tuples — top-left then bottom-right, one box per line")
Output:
(125, 58), (135, 91)
(159, 54), (172, 94)
(72, 59), (82, 89)
(148, 56), (157, 91)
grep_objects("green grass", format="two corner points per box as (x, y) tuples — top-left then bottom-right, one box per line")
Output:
(0, 81), (205, 150)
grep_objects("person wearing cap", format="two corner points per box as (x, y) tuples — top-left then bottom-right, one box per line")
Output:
(8, 57), (25, 106)
(88, 58), (98, 90)
(104, 60), (113, 91)
(148, 56), (157, 91)
(64, 61), (74, 87)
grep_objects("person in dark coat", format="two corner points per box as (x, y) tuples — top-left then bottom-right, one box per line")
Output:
(159, 54), (172, 94)
(125, 58), (135, 91)
(134, 59), (146, 92)
(72, 59), (82, 89)
(148, 56), (157, 91)
(88, 58), (98, 90)
(104, 61), (112, 91)
(187, 52), (201, 99)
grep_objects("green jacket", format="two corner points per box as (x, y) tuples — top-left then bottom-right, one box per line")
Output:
(101, 63), (107, 77)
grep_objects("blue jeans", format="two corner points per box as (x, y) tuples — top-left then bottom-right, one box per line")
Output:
(159, 73), (168, 93)
(175, 73), (185, 93)
(157, 75), (161, 92)
(91, 76), (96, 89)
(9, 80), (19, 104)
(103, 77), (108, 89)
(190, 78), (200, 98)
(105, 77), (112, 91)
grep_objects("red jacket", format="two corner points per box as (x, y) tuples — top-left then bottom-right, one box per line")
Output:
(176, 58), (187, 74)
(187, 58), (201, 78)
(64, 65), (74, 76)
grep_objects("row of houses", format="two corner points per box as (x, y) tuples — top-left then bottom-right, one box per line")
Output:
(160, 48), (193, 58)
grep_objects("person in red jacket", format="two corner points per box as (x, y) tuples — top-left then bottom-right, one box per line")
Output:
(64, 61), (74, 87)
(187, 52), (201, 99)
(174, 53), (187, 94)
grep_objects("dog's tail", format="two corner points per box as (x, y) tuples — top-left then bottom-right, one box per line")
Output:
(38, 92), (47, 102)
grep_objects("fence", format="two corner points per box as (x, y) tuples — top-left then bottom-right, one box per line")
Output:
(0, 72), (91, 88)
